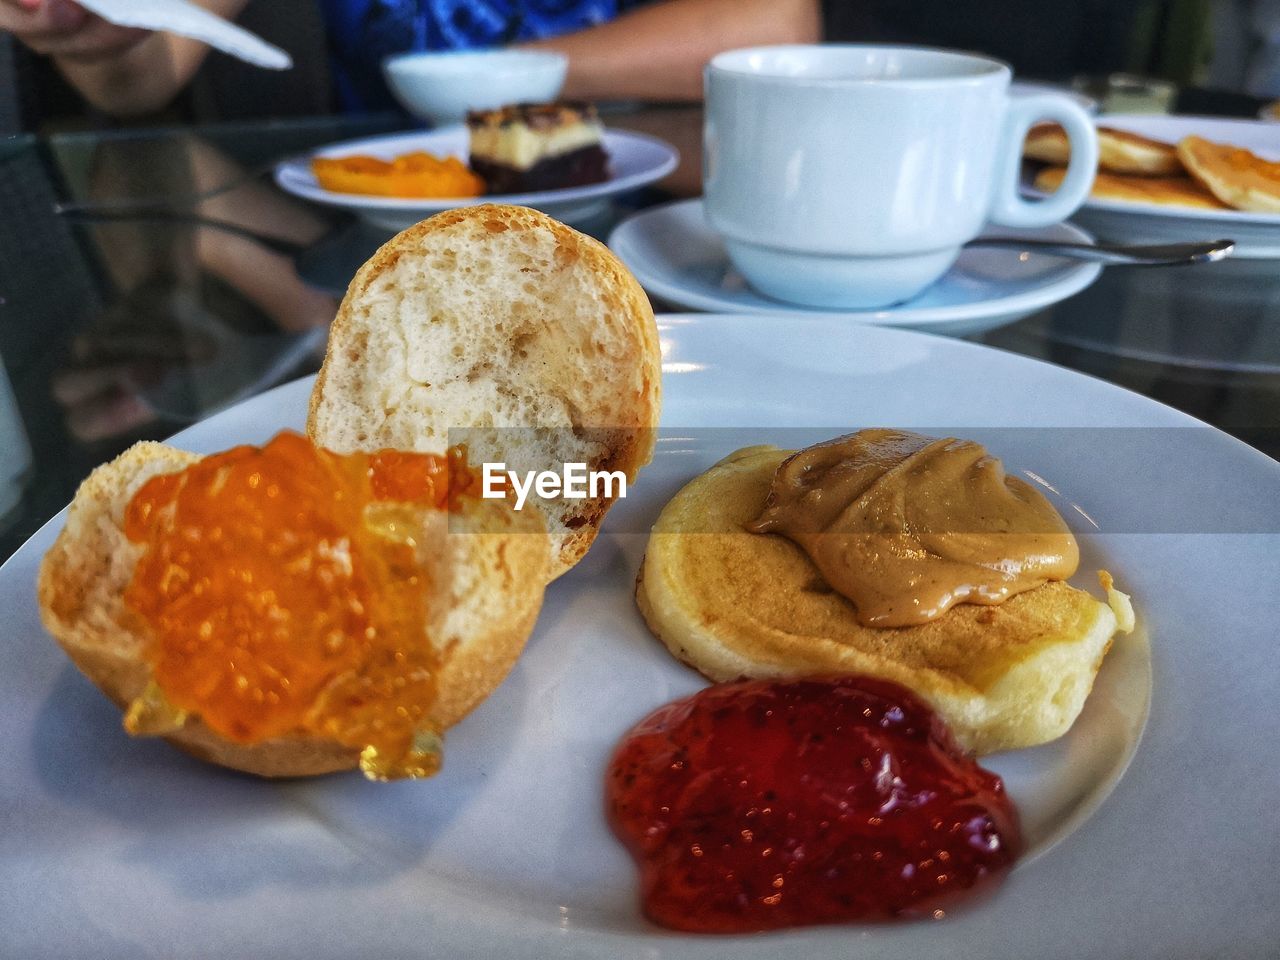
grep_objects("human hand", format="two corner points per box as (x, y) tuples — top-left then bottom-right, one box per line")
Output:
(50, 288), (214, 442)
(1, 0), (149, 62)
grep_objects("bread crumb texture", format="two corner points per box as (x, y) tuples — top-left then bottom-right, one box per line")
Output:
(37, 439), (550, 778)
(308, 204), (662, 576)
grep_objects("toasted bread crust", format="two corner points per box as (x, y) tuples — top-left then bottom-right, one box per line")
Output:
(38, 441), (548, 778)
(307, 204), (661, 579)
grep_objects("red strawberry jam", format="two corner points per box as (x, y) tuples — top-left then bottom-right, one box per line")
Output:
(605, 676), (1022, 933)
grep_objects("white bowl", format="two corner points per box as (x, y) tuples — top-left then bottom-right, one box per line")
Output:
(383, 50), (568, 125)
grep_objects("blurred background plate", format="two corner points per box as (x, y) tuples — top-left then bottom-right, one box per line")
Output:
(275, 126), (679, 229)
(1042, 115), (1280, 257)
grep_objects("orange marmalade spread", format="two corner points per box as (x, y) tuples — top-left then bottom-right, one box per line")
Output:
(122, 432), (476, 780)
(311, 153), (485, 198)
(747, 429), (1079, 627)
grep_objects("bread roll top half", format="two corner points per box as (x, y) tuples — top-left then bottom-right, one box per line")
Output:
(308, 204), (662, 578)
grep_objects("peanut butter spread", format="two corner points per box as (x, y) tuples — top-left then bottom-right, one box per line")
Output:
(747, 429), (1079, 627)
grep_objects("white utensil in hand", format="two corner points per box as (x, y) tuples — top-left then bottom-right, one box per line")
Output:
(74, 0), (292, 70)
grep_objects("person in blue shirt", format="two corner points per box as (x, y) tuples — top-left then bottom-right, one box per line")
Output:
(0, 0), (820, 117)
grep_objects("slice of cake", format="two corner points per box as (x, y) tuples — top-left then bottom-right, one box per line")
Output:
(467, 102), (610, 194)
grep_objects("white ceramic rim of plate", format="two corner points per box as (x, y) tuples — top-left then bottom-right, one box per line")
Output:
(1076, 193), (1280, 224)
(274, 127), (679, 211)
(607, 198), (1102, 325)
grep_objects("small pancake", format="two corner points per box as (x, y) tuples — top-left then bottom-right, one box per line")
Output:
(1023, 124), (1073, 165)
(1177, 135), (1280, 213)
(637, 446), (1134, 756)
(1035, 165), (1228, 209)
(1024, 123), (1182, 175)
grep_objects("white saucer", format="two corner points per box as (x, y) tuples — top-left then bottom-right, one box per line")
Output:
(275, 126), (679, 230)
(1042, 115), (1280, 258)
(608, 200), (1103, 336)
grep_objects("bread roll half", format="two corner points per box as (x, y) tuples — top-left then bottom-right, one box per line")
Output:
(38, 440), (548, 778)
(308, 204), (662, 579)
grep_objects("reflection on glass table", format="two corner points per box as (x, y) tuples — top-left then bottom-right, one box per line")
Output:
(981, 257), (1280, 460)
(1, 105), (1279, 565)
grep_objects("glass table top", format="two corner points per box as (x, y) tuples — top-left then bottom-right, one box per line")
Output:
(1, 105), (1277, 561)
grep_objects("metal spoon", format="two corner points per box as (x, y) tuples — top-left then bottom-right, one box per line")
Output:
(964, 236), (1235, 266)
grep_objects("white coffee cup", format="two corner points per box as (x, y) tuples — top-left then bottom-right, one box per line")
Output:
(703, 45), (1099, 308)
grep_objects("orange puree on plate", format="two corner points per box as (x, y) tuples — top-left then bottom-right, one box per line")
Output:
(312, 152), (486, 198)
(122, 432), (476, 780)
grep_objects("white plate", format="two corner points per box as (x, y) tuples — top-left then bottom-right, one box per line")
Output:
(3, 315), (1279, 958)
(274, 127), (679, 230)
(1049, 114), (1280, 258)
(608, 199), (1103, 336)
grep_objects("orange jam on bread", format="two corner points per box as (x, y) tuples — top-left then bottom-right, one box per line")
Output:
(312, 152), (485, 198)
(122, 432), (475, 780)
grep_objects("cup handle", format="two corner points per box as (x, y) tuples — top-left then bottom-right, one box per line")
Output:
(989, 94), (1099, 228)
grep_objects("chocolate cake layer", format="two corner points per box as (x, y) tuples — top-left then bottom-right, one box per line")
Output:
(472, 144), (609, 195)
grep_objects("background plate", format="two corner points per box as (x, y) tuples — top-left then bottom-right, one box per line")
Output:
(1046, 115), (1280, 258)
(2, 316), (1278, 958)
(274, 127), (679, 230)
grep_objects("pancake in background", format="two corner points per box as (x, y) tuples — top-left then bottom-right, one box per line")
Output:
(1178, 134), (1280, 213)
(636, 446), (1134, 756)
(1034, 165), (1228, 209)
(1024, 123), (1182, 175)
